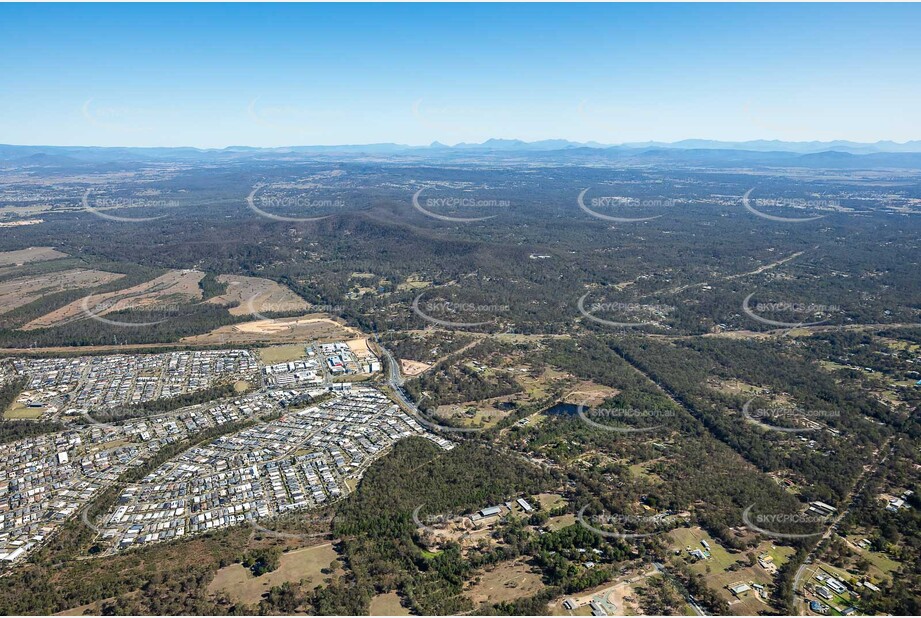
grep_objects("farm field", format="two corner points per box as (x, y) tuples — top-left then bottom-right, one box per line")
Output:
(257, 343), (309, 364)
(668, 527), (738, 572)
(207, 543), (340, 606)
(435, 397), (515, 428)
(0, 246), (67, 268)
(667, 527), (784, 615)
(3, 402), (45, 419)
(22, 269), (204, 329)
(0, 269), (124, 314)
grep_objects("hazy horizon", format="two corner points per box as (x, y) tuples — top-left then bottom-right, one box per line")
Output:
(2, 3), (920, 149)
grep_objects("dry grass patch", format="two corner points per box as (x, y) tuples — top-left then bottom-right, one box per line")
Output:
(23, 269), (204, 329)
(369, 591), (410, 616)
(257, 344), (308, 364)
(464, 558), (544, 606)
(207, 543), (340, 606)
(0, 246), (67, 268)
(4, 402), (45, 419)
(0, 269), (124, 314)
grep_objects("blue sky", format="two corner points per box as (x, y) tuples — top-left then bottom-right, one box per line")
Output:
(1, 3), (919, 148)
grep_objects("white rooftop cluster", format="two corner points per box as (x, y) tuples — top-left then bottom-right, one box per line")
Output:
(13, 350), (258, 413)
(96, 387), (451, 552)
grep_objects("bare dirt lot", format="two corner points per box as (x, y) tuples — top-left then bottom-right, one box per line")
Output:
(208, 274), (311, 316)
(400, 358), (433, 376)
(23, 269), (204, 329)
(183, 314), (360, 346)
(346, 337), (374, 359)
(0, 246), (67, 268)
(0, 314), (359, 356)
(0, 269), (124, 314)
(207, 543), (340, 606)
(561, 381), (621, 406)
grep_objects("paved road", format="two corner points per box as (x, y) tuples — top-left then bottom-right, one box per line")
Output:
(791, 438), (897, 614)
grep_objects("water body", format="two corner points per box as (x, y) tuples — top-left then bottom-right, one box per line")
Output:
(544, 402), (579, 416)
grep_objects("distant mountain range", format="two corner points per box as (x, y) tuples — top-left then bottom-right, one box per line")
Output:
(432, 138), (921, 154)
(2, 139), (921, 169)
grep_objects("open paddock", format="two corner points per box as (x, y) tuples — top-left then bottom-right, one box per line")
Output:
(207, 542), (340, 606)
(464, 558), (544, 606)
(0, 269), (124, 315)
(23, 269), (204, 330)
(0, 247), (67, 268)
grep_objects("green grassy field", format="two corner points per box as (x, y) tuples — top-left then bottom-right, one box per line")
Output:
(257, 344), (307, 364)
(3, 402), (44, 419)
(668, 527), (737, 573)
